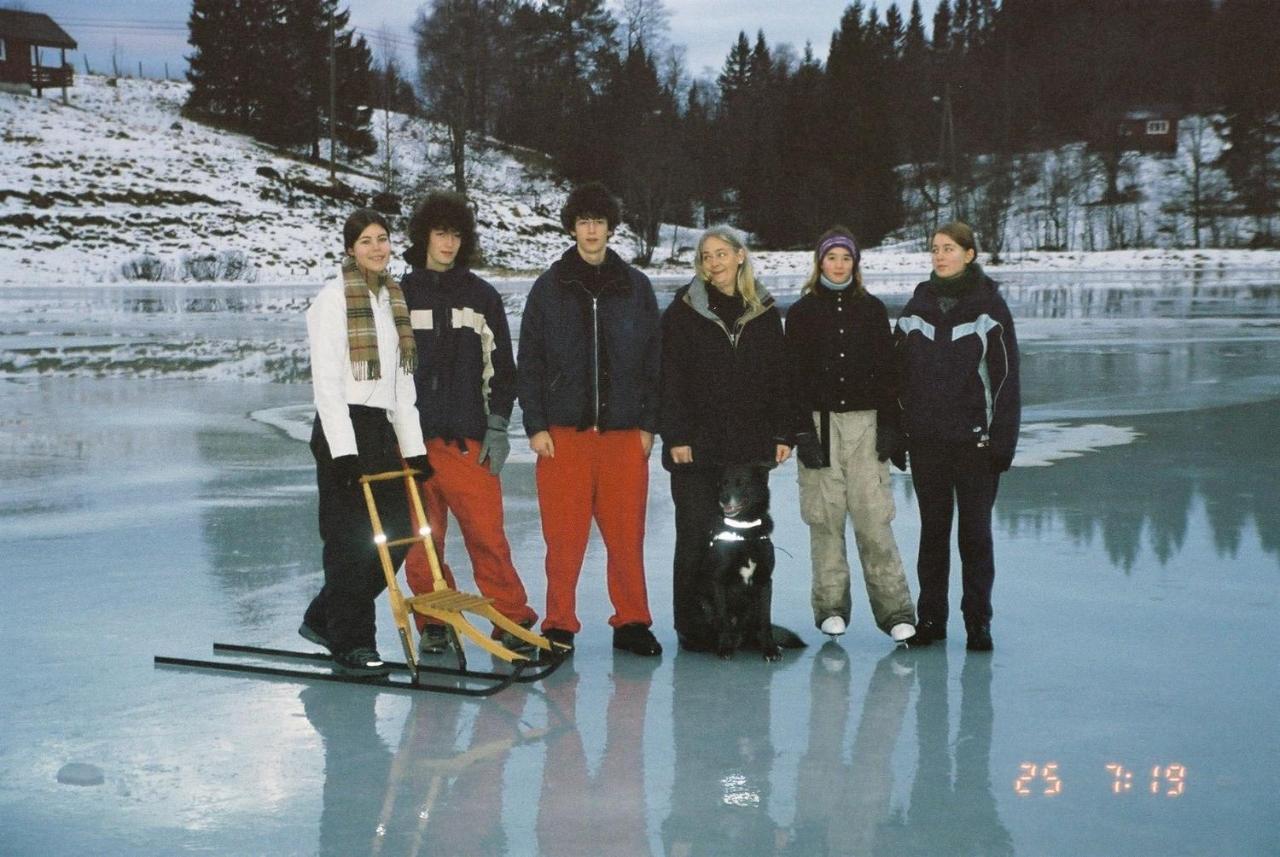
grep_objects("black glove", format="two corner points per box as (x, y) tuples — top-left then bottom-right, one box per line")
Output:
(991, 453), (1012, 474)
(795, 431), (826, 469)
(404, 454), (434, 481)
(890, 449), (908, 472)
(330, 454), (363, 489)
(478, 414), (511, 476)
(875, 423), (906, 464)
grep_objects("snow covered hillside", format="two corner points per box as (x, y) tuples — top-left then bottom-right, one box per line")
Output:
(0, 75), (642, 286)
(1, 76), (1277, 287)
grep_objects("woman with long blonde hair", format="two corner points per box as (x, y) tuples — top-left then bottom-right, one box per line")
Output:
(658, 225), (794, 652)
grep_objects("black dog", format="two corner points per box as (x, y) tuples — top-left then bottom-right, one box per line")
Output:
(693, 463), (804, 662)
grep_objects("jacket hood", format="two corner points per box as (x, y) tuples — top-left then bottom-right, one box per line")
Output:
(680, 276), (775, 326)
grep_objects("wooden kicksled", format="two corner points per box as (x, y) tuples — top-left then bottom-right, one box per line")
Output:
(362, 467), (569, 678)
(155, 467), (568, 696)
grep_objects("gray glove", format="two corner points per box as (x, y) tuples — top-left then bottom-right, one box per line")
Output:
(478, 414), (510, 475)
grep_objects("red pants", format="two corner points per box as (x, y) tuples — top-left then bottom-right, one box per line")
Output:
(536, 427), (652, 633)
(405, 438), (537, 632)
(536, 667), (650, 856)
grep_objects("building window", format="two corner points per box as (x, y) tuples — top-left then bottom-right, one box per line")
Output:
(0, 38), (7, 63)
(1146, 120), (1169, 135)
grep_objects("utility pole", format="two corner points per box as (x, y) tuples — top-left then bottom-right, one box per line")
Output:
(938, 81), (957, 180)
(329, 10), (337, 183)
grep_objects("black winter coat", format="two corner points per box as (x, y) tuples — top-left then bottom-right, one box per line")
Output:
(401, 264), (516, 443)
(785, 283), (899, 428)
(894, 268), (1021, 463)
(659, 279), (793, 471)
(517, 246), (661, 435)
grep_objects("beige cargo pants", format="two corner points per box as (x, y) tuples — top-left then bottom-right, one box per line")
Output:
(798, 410), (916, 633)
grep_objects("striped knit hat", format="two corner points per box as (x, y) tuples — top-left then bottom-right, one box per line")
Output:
(816, 233), (859, 269)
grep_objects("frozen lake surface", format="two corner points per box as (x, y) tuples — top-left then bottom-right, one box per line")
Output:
(1, 269), (1277, 856)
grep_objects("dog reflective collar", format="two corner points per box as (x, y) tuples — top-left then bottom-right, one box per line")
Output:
(711, 517), (768, 544)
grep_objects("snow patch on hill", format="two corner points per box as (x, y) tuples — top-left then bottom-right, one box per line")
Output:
(2, 76), (1278, 286)
(0, 75), (643, 285)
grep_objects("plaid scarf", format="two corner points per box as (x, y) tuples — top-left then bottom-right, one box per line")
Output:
(342, 256), (417, 381)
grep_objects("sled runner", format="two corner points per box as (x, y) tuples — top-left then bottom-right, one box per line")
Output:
(155, 467), (568, 694)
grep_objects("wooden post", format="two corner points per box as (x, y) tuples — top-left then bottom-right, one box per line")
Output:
(61, 48), (68, 104)
(138, 60), (143, 79)
(34, 46), (43, 97)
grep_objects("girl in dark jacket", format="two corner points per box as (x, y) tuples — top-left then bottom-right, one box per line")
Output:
(785, 227), (919, 647)
(895, 221), (1021, 651)
(659, 225), (793, 648)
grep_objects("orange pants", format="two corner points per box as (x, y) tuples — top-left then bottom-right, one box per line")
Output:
(405, 437), (537, 632)
(535, 426), (653, 633)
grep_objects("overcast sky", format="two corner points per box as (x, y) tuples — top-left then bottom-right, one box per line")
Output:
(23, 0), (941, 82)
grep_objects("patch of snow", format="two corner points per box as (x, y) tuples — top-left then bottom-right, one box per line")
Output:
(4, 78), (1279, 287)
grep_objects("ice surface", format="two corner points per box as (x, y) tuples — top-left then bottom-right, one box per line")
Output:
(1, 272), (1277, 856)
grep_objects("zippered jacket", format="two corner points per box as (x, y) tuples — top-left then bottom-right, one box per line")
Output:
(785, 284), (899, 432)
(893, 270), (1021, 462)
(400, 264), (515, 443)
(659, 278), (793, 471)
(517, 246), (661, 436)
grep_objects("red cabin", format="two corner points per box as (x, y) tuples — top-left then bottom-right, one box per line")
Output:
(0, 9), (76, 100)
(1116, 108), (1179, 155)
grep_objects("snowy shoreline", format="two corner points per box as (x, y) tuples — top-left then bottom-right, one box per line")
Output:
(6, 248), (1275, 290)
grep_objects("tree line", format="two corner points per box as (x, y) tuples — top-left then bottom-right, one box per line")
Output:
(183, 0), (388, 159)
(186, 0), (1280, 260)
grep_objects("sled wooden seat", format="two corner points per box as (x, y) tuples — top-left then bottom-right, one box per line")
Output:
(360, 468), (566, 678)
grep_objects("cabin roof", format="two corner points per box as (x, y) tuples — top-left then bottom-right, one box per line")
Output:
(0, 10), (78, 49)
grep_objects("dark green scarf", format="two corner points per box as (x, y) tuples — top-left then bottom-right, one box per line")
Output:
(929, 263), (981, 313)
(929, 263), (980, 298)
(342, 256), (417, 381)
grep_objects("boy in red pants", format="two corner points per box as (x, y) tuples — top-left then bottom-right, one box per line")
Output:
(517, 183), (662, 656)
(400, 192), (537, 654)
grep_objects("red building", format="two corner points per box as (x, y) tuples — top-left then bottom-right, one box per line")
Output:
(0, 9), (76, 100)
(1116, 108), (1180, 155)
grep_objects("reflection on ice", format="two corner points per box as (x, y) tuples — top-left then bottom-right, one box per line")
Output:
(0, 272), (1277, 855)
(997, 400), (1280, 571)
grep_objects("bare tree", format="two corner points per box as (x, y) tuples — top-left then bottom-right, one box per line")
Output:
(968, 153), (1018, 264)
(373, 27), (400, 196)
(1163, 114), (1231, 249)
(615, 0), (670, 51)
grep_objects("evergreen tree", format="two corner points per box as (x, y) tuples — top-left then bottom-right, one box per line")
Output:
(184, 0), (373, 161)
(415, 0), (511, 194)
(543, 0), (621, 178)
(682, 80), (720, 225)
(603, 41), (688, 262)
(717, 31), (751, 104)
(932, 0), (952, 54)
(768, 43), (833, 245)
(185, 0), (253, 128)
(823, 2), (902, 243)
(494, 2), (561, 153)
